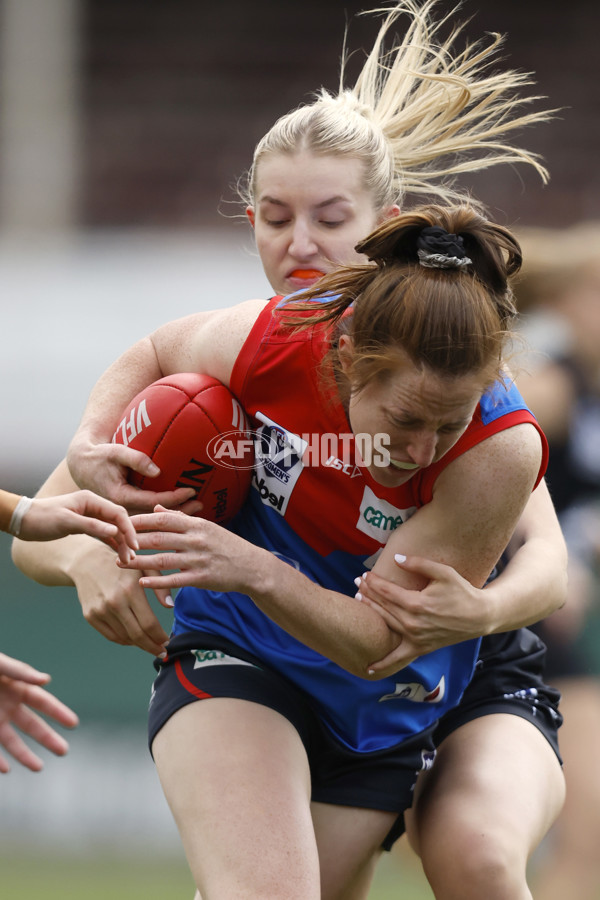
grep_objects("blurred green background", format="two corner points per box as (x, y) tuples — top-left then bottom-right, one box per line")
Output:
(0, 529), (163, 725)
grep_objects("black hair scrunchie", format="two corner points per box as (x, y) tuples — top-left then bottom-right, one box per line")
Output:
(417, 226), (467, 259)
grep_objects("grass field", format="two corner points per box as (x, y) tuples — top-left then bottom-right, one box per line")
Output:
(0, 846), (435, 899)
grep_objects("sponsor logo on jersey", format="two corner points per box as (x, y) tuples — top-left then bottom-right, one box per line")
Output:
(378, 676), (446, 703)
(324, 456), (363, 478)
(192, 649), (258, 669)
(356, 486), (416, 543)
(252, 473), (286, 512)
(251, 412), (306, 515)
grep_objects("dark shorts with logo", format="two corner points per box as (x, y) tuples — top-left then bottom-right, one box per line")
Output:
(148, 631), (438, 851)
(378, 627), (564, 849)
(434, 627), (562, 756)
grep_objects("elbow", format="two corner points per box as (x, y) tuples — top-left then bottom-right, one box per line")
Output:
(335, 637), (399, 681)
(11, 537), (29, 575)
(341, 661), (385, 681)
(342, 657), (379, 680)
(11, 536), (41, 582)
(556, 567), (569, 613)
(553, 538), (569, 614)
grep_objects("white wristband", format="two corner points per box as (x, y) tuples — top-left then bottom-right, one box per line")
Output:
(9, 496), (33, 537)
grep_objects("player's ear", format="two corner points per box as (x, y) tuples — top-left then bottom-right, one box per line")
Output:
(338, 335), (355, 375)
(379, 204), (400, 223)
(246, 207), (256, 228)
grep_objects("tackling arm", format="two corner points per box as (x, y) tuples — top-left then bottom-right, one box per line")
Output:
(66, 299), (267, 506)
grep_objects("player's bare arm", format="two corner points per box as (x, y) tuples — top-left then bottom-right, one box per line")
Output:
(67, 299), (267, 505)
(360, 423), (546, 671)
(11, 460), (173, 656)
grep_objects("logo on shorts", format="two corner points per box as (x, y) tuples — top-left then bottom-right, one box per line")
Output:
(378, 676), (446, 703)
(421, 749), (436, 770)
(192, 649), (257, 669)
(503, 686), (549, 719)
(502, 687), (539, 702)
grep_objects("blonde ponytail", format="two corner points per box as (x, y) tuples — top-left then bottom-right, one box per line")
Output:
(243, 1), (554, 211)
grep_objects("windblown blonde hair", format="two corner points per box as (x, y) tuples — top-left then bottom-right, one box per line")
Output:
(241, 0), (554, 211)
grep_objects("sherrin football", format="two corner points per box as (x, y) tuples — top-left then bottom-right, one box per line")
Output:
(112, 373), (253, 525)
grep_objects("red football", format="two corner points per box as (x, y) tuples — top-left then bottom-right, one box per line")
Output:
(112, 373), (253, 524)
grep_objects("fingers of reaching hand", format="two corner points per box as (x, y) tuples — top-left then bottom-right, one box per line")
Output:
(147, 576), (174, 609)
(130, 507), (190, 533)
(0, 680), (79, 772)
(80, 568), (169, 655)
(19, 683), (79, 729)
(10, 703), (69, 757)
(66, 513), (137, 564)
(85, 600), (168, 656)
(116, 487), (199, 515)
(78, 490), (140, 553)
(119, 551), (179, 574)
(108, 534), (139, 566)
(139, 571), (190, 591)
(176, 497), (204, 517)
(0, 721), (44, 772)
(119, 511), (191, 571)
(0, 653), (50, 685)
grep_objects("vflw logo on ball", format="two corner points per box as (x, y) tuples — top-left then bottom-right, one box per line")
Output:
(112, 398), (152, 446)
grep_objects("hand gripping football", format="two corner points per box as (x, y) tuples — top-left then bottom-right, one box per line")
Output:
(112, 373), (253, 524)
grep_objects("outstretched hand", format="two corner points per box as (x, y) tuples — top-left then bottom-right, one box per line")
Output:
(356, 554), (489, 674)
(0, 653), (79, 773)
(117, 506), (267, 595)
(70, 539), (174, 657)
(17, 490), (140, 564)
(66, 439), (203, 514)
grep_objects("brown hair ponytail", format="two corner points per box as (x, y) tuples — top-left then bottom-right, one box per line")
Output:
(281, 204), (521, 389)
